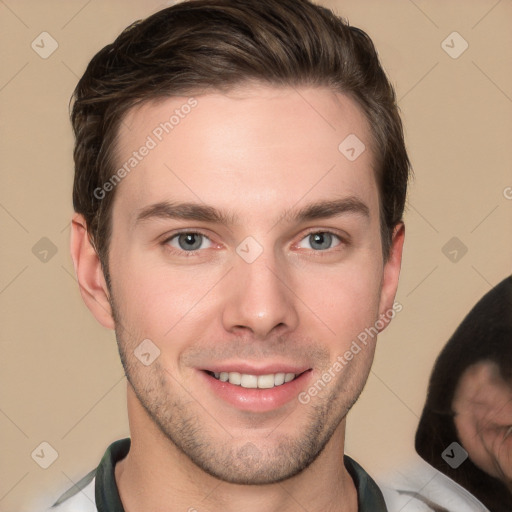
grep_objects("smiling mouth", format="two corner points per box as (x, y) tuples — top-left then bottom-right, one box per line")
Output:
(204, 370), (310, 389)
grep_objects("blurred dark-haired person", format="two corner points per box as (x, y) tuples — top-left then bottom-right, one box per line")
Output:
(416, 275), (512, 512)
(48, 0), (411, 510)
(380, 276), (512, 511)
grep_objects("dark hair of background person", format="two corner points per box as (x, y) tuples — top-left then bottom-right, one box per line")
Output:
(70, 0), (411, 286)
(416, 275), (512, 512)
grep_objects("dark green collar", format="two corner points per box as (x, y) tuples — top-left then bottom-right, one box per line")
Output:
(344, 455), (388, 511)
(95, 438), (129, 511)
(94, 438), (387, 512)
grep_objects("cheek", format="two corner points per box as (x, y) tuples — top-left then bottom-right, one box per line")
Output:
(309, 252), (382, 308)
(289, 257), (383, 352)
(454, 414), (473, 448)
(110, 248), (224, 342)
(110, 229), (384, 354)
(454, 414), (497, 477)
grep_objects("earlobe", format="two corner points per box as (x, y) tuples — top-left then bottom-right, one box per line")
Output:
(70, 213), (115, 330)
(378, 222), (405, 327)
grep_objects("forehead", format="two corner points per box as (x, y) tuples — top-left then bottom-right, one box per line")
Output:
(454, 360), (510, 401)
(113, 85), (378, 224)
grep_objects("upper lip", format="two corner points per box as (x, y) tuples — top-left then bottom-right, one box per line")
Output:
(201, 363), (311, 376)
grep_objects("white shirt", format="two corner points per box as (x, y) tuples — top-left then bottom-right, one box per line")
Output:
(378, 455), (490, 512)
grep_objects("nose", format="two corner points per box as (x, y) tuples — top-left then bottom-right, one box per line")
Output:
(221, 251), (299, 340)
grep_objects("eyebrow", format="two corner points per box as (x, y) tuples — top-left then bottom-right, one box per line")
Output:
(134, 196), (370, 227)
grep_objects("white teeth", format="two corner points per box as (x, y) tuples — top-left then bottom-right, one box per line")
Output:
(274, 373), (285, 386)
(257, 374), (275, 389)
(211, 371), (298, 388)
(240, 374), (258, 388)
(228, 372), (241, 385)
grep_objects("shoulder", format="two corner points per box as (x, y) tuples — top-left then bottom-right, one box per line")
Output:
(377, 456), (490, 512)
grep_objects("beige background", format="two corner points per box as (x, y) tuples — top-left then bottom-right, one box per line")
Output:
(0, 0), (511, 510)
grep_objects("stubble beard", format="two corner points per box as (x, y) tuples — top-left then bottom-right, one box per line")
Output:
(111, 300), (372, 485)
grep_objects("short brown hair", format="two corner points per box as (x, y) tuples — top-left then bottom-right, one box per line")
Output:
(71, 0), (410, 278)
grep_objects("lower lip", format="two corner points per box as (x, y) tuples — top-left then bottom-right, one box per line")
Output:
(200, 370), (313, 412)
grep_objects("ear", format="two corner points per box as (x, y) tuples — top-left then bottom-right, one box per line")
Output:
(378, 222), (405, 328)
(70, 213), (115, 329)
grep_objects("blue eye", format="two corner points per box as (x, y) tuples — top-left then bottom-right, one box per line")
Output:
(298, 232), (341, 251)
(167, 232), (212, 251)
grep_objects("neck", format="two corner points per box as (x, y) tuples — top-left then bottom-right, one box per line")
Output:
(115, 385), (358, 512)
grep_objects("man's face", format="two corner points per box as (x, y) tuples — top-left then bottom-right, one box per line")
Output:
(105, 85), (401, 484)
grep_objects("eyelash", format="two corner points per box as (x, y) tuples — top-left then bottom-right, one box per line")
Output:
(161, 230), (213, 257)
(161, 229), (348, 257)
